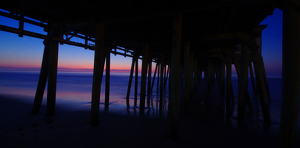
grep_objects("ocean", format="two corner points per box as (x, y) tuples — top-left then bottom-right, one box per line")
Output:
(0, 71), (299, 128)
(0, 71), (169, 117)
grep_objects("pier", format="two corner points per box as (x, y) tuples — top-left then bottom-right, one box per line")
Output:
(1, 0), (300, 147)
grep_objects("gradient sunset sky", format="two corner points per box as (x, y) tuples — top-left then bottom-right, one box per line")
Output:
(0, 8), (282, 77)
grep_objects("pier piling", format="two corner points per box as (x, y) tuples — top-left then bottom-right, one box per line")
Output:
(147, 59), (152, 107)
(279, 1), (300, 147)
(139, 44), (149, 115)
(170, 11), (182, 140)
(150, 64), (158, 92)
(105, 51), (110, 112)
(134, 55), (138, 108)
(251, 46), (271, 124)
(226, 56), (232, 117)
(184, 41), (190, 114)
(126, 57), (135, 109)
(160, 54), (164, 114)
(46, 29), (59, 117)
(237, 43), (249, 121)
(32, 38), (50, 114)
(90, 23), (105, 126)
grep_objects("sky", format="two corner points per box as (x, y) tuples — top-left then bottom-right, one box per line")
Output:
(259, 8), (283, 78)
(0, 9), (137, 74)
(0, 8), (283, 77)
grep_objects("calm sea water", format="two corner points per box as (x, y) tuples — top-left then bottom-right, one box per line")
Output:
(0, 71), (169, 117)
(0, 71), (299, 126)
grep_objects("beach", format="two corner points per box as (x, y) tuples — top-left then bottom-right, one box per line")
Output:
(0, 93), (283, 148)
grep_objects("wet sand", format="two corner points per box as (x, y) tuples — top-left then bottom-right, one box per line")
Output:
(1, 91), (296, 148)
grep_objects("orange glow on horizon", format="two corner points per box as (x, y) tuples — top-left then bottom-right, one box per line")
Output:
(1, 59), (164, 75)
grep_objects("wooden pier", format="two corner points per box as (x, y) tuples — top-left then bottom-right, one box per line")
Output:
(1, 0), (300, 147)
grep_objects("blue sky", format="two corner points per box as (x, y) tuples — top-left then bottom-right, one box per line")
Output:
(259, 8), (283, 77)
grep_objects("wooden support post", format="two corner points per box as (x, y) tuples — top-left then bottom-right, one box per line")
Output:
(164, 65), (170, 89)
(46, 30), (59, 117)
(147, 59), (152, 107)
(216, 70), (220, 89)
(233, 58), (241, 76)
(260, 57), (271, 102)
(163, 65), (166, 89)
(212, 64), (215, 88)
(180, 67), (184, 88)
(160, 54), (164, 114)
(207, 60), (212, 92)
(163, 65), (167, 89)
(169, 11), (182, 140)
(184, 41), (190, 114)
(189, 53), (194, 103)
(151, 64), (158, 92)
(126, 57), (135, 109)
(163, 65), (167, 87)
(249, 62), (257, 99)
(194, 57), (198, 91)
(230, 82), (235, 104)
(140, 44), (149, 115)
(234, 56), (253, 116)
(220, 60), (225, 101)
(249, 62), (259, 112)
(134, 56), (138, 108)
(226, 56), (232, 117)
(252, 48), (271, 124)
(279, 2), (300, 147)
(157, 63), (160, 93)
(105, 51), (110, 111)
(204, 69), (208, 81)
(238, 43), (249, 121)
(90, 23), (105, 126)
(168, 61), (172, 94)
(32, 39), (50, 114)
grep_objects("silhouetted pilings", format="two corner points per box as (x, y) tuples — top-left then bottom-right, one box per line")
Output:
(157, 63), (160, 93)
(260, 57), (271, 102)
(237, 43), (249, 121)
(31, 34), (50, 115)
(151, 63), (158, 92)
(169, 10), (182, 140)
(27, 12), (279, 147)
(279, 2), (300, 147)
(194, 57), (199, 92)
(139, 44), (149, 116)
(219, 60), (225, 102)
(134, 55), (138, 108)
(46, 29), (59, 117)
(105, 50), (110, 112)
(251, 47), (271, 124)
(126, 56), (135, 109)
(183, 41), (190, 114)
(226, 56), (233, 117)
(90, 23), (105, 126)
(159, 54), (164, 115)
(29, 25), (275, 139)
(31, 28), (60, 117)
(249, 62), (257, 105)
(147, 59), (152, 107)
